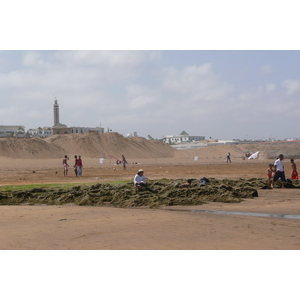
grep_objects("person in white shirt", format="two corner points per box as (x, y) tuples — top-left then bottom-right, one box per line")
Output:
(134, 169), (146, 189)
(272, 154), (286, 188)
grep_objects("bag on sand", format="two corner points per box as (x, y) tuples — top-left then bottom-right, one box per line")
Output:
(199, 177), (210, 184)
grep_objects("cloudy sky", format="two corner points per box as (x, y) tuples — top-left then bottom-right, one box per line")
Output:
(1, 1), (299, 141)
(1, 50), (300, 140)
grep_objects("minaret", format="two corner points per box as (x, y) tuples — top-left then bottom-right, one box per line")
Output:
(54, 98), (59, 126)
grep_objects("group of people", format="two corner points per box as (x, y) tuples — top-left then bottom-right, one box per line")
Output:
(266, 154), (298, 188)
(62, 155), (83, 177)
(61, 152), (298, 191)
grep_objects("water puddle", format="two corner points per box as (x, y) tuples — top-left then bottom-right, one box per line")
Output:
(161, 208), (300, 220)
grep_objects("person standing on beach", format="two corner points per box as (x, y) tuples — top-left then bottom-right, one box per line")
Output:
(74, 155), (78, 177)
(77, 155), (83, 176)
(122, 154), (127, 170)
(290, 159), (298, 180)
(272, 154), (286, 188)
(226, 152), (231, 163)
(62, 155), (69, 176)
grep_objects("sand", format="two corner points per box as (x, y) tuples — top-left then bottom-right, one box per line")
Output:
(0, 135), (300, 249)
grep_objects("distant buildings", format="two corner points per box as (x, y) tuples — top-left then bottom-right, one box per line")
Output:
(51, 99), (104, 135)
(27, 127), (53, 138)
(126, 131), (138, 138)
(0, 125), (25, 137)
(1, 99), (105, 138)
(163, 131), (205, 144)
(71, 126), (104, 134)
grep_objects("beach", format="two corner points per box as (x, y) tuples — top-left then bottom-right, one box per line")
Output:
(1, 154), (300, 250)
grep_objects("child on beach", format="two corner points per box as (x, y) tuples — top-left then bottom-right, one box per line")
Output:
(62, 155), (69, 176)
(290, 159), (298, 180)
(265, 164), (274, 188)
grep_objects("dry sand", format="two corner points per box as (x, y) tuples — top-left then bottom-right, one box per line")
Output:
(0, 134), (300, 250)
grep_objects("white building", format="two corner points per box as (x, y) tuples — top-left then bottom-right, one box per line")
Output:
(126, 131), (138, 137)
(0, 125), (25, 137)
(27, 127), (53, 138)
(71, 126), (104, 134)
(163, 131), (205, 144)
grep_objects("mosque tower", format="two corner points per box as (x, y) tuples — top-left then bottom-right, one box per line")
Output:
(53, 98), (59, 126)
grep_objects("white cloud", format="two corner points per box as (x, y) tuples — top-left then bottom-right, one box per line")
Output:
(265, 83), (277, 93)
(127, 84), (159, 109)
(54, 50), (160, 68)
(160, 63), (235, 121)
(163, 64), (211, 91)
(22, 52), (51, 69)
(260, 65), (273, 74)
(282, 79), (300, 95)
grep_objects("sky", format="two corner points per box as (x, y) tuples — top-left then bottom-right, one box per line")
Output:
(1, 1), (300, 141)
(1, 50), (300, 140)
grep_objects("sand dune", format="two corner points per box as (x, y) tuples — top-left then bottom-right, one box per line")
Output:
(1, 133), (300, 161)
(0, 132), (176, 159)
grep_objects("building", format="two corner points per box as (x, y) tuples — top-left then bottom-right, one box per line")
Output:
(126, 131), (138, 137)
(51, 99), (73, 135)
(54, 98), (59, 126)
(27, 127), (52, 138)
(71, 126), (104, 134)
(52, 123), (73, 135)
(0, 125), (25, 137)
(52, 99), (104, 135)
(163, 131), (205, 144)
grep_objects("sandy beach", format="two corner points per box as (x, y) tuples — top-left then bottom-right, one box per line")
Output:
(1, 154), (300, 250)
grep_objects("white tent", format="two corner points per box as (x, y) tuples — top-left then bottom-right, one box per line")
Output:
(248, 151), (260, 160)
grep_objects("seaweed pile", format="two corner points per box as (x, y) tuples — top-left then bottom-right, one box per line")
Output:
(1, 178), (299, 208)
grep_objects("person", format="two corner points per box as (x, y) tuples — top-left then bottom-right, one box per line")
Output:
(265, 164), (274, 188)
(180, 179), (192, 188)
(122, 154), (127, 170)
(272, 154), (286, 188)
(290, 159), (298, 180)
(74, 155), (78, 177)
(134, 169), (146, 189)
(226, 152), (231, 163)
(62, 155), (69, 176)
(77, 155), (83, 176)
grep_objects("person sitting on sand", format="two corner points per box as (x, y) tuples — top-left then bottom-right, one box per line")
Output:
(290, 159), (298, 180)
(265, 164), (274, 188)
(134, 169), (146, 189)
(180, 179), (192, 188)
(62, 155), (69, 176)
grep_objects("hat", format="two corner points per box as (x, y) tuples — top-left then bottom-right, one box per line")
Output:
(138, 169), (144, 173)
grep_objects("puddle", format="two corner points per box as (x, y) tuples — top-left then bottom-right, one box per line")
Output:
(161, 208), (300, 220)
